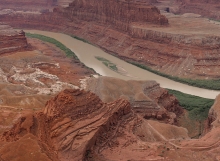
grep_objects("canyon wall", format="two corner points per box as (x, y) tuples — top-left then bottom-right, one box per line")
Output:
(0, 25), (27, 54)
(1, 0), (220, 79)
(0, 89), (189, 161)
(0, 0), (75, 11)
(175, 0), (220, 20)
(86, 77), (182, 124)
(0, 0), (55, 6)
(65, 0), (168, 30)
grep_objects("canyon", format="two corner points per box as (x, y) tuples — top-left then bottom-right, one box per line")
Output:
(0, 25), (95, 135)
(0, 0), (220, 160)
(0, 86), (220, 160)
(1, 0), (220, 79)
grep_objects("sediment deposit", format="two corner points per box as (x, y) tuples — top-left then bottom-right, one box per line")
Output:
(1, 0), (220, 79)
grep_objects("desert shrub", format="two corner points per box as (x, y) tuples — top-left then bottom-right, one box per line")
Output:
(129, 61), (220, 90)
(167, 89), (214, 121)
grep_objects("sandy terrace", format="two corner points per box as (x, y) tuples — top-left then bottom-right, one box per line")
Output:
(132, 12), (220, 37)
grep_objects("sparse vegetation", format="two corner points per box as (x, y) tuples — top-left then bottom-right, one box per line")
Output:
(26, 33), (97, 73)
(129, 61), (220, 90)
(95, 56), (118, 72)
(71, 35), (91, 44)
(167, 89), (214, 121)
(26, 33), (79, 59)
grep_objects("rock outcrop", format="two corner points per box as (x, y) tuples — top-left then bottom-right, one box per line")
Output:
(0, 35), (95, 137)
(0, 89), (189, 161)
(67, 0), (168, 28)
(0, 0), (55, 11)
(174, 0), (220, 20)
(1, 89), (131, 160)
(0, 25), (27, 54)
(2, 0), (220, 79)
(3, 88), (220, 160)
(85, 77), (182, 124)
(0, 0), (76, 11)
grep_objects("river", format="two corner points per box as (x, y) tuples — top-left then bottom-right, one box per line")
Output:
(25, 30), (220, 99)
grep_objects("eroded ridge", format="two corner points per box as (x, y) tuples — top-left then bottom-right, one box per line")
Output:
(0, 25), (27, 54)
(86, 77), (183, 124)
(0, 89), (131, 161)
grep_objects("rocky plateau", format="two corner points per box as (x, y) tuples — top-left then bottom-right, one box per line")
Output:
(0, 0), (75, 11)
(1, 0), (220, 79)
(1, 0), (220, 161)
(0, 24), (95, 135)
(174, 0), (220, 20)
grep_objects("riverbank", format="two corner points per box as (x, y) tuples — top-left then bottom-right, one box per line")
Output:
(24, 30), (214, 138)
(24, 30), (220, 99)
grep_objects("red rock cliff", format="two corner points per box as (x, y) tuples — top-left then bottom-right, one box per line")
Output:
(1, 89), (131, 161)
(64, 0), (168, 31)
(175, 0), (220, 20)
(3, 0), (220, 79)
(0, 25), (27, 54)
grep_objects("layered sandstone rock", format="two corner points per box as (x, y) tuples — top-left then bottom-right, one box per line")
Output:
(0, 0), (76, 11)
(1, 89), (130, 160)
(0, 0), (55, 11)
(1, 0), (220, 79)
(85, 77), (182, 124)
(66, 0), (168, 29)
(3, 88), (220, 160)
(0, 89), (189, 161)
(0, 35), (95, 136)
(174, 0), (220, 20)
(0, 25), (27, 54)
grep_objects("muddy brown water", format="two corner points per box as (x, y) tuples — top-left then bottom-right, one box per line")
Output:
(25, 30), (220, 99)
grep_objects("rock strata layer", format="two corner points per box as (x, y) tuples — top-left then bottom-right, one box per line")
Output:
(3, 88), (220, 160)
(0, 89), (189, 161)
(1, 0), (220, 78)
(174, 0), (220, 20)
(0, 25), (27, 54)
(86, 77), (182, 124)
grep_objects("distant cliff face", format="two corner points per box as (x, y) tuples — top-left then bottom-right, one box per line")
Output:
(66, 0), (168, 29)
(175, 0), (220, 20)
(0, 0), (55, 6)
(0, 0), (75, 11)
(2, 0), (220, 79)
(0, 25), (27, 54)
(176, 0), (220, 3)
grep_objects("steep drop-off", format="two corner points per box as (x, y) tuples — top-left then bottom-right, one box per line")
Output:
(0, 89), (190, 161)
(1, 0), (220, 79)
(2, 88), (220, 160)
(174, 0), (220, 20)
(0, 31), (95, 135)
(86, 77), (182, 124)
(0, 25), (27, 54)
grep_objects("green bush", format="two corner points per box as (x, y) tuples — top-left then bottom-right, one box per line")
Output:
(167, 89), (214, 121)
(71, 35), (91, 44)
(95, 56), (118, 72)
(26, 33), (97, 73)
(129, 61), (220, 90)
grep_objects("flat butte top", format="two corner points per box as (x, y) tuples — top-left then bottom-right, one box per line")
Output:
(0, 25), (19, 36)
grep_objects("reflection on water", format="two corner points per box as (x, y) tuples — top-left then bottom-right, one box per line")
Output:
(25, 30), (220, 99)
